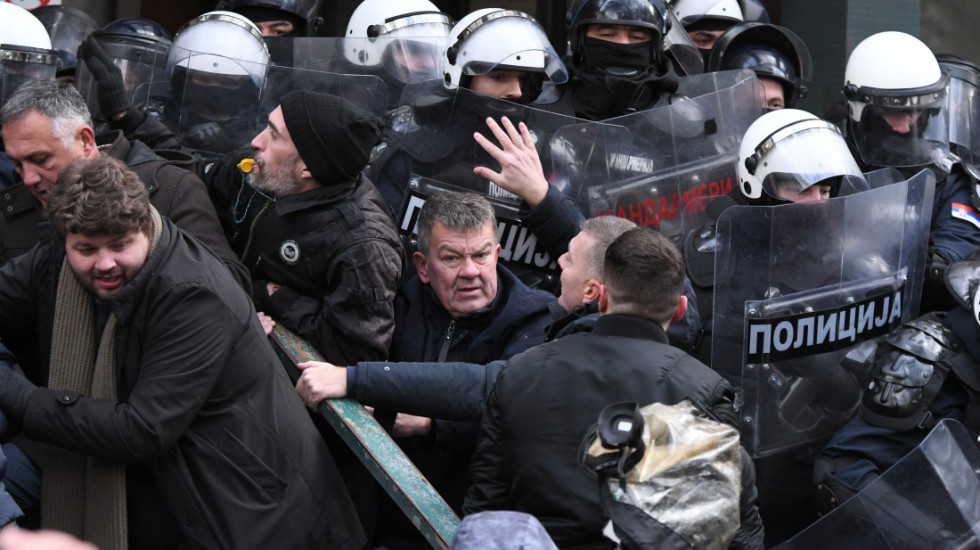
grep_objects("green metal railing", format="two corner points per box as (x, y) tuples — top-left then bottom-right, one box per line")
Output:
(270, 325), (460, 549)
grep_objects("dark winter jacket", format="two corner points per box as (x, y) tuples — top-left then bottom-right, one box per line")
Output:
(350, 301), (594, 422)
(205, 151), (404, 365)
(0, 218), (366, 549)
(464, 313), (765, 550)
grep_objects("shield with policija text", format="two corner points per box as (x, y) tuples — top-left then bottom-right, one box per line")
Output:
(711, 169), (935, 458)
(773, 418), (980, 550)
(546, 69), (764, 242)
(398, 176), (561, 292)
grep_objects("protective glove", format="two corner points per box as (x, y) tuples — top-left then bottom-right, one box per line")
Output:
(181, 122), (225, 147)
(926, 249), (952, 282)
(77, 35), (131, 120)
(0, 365), (35, 427)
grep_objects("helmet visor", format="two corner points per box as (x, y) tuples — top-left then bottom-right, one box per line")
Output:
(756, 122), (865, 201)
(451, 12), (569, 84)
(381, 38), (445, 83)
(852, 102), (949, 168)
(944, 66), (980, 163)
(0, 46), (58, 103)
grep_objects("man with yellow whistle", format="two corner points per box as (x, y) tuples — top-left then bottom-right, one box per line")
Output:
(202, 90), (405, 365)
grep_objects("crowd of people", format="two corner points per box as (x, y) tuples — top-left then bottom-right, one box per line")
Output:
(0, 0), (978, 548)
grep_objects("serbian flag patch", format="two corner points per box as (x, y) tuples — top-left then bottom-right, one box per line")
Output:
(952, 202), (980, 229)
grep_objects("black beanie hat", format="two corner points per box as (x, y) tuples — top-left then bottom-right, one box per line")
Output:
(280, 90), (383, 186)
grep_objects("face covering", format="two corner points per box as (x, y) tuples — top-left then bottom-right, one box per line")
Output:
(582, 37), (653, 76)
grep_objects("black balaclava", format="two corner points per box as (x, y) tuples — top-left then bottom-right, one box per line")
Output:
(235, 6), (304, 37)
(571, 37), (679, 120)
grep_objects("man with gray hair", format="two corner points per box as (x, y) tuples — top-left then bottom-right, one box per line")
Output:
(298, 190), (555, 549)
(296, 214), (638, 418)
(0, 79), (246, 286)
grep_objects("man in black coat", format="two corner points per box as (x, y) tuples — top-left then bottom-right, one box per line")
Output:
(465, 227), (765, 550)
(199, 90), (405, 366)
(0, 156), (364, 550)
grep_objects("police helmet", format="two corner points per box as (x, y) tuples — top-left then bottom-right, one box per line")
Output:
(568, 0), (671, 69)
(343, 0), (452, 83)
(0, 3), (58, 104)
(32, 5), (100, 78)
(443, 9), (567, 104)
(843, 32), (949, 168)
(708, 22), (812, 107)
(738, 108), (865, 204)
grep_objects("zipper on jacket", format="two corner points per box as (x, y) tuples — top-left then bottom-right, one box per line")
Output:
(240, 200), (271, 262)
(437, 320), (456, 363)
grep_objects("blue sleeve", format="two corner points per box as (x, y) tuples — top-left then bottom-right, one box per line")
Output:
(930, 172), (980, 262)
(0, 447), (23, 525)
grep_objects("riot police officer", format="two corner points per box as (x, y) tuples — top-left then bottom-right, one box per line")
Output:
(557, 0), (680, 120)
(706, 21), (813, 110)
(82, 11), (271, 158)
(369, 8), (569, 216)
(31, 5), (100, 83)
(684, 108), (867, 367)
(0, 3), (58, 107)
(216, 0), (323, 37)
(1, 3), (58, 190)
(813, 252), (980, 515)
(668, 0), (744, 54)
(75, 17), (173, 130)
(841, 31), (980, 311)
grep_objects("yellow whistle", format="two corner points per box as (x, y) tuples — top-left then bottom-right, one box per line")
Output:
(238, 158), (256, 173)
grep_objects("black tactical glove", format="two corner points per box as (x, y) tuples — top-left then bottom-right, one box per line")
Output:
(78, 35), (131, 120)
(926, 249), (952, 282)
(0, 365), (35, 427)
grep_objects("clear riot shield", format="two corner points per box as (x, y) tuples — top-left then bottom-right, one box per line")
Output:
(76, 34), (171, 124)
(164, 49), (267, 156)
(165, 49), (388, 156)
(0, 46), (58, 104)
(372, 82), (583, 220)
(547, 69), (765, 242)
(773, 419), (980, 549)
(711, 170), (935, 458)
(265, 36), (445, 112)
(398, 176), (562, 290)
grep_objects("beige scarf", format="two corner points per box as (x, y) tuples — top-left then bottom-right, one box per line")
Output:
(40, 206), (162, 550)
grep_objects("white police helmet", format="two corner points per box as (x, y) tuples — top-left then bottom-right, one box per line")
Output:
(442, 8), (568, 102)
(738, 108), (864, 203)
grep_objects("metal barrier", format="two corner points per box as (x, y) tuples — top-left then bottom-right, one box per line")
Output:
(270, 325), (460, 549)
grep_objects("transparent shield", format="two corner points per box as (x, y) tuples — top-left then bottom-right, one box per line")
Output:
(75, 38), (172, 124)
(376, 81), (583, 205)
(945, 66), (980, 164)
(711, 170), (935, 457)
(772, 419), (980, 550)
(0, 57), (57, 104)
(269, 37), (444, 111)
(165, 47), (388, 156)
(549, 69), (765, 241)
